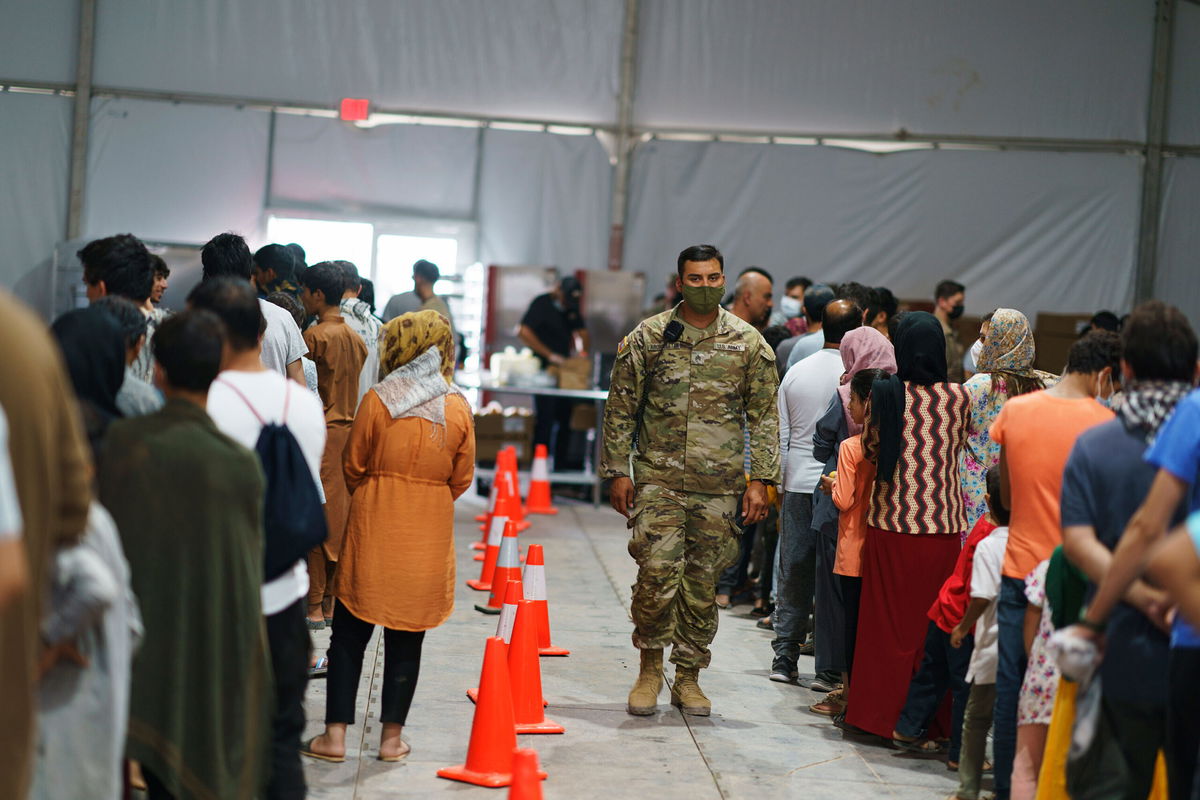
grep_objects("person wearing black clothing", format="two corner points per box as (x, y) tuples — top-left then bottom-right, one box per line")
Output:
(518, 277), (590, 469)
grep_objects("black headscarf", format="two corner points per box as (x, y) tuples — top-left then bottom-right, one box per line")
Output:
(52, 306), (127, 458)
(895, 311), (948, 385)
(872, 311), (948, 482)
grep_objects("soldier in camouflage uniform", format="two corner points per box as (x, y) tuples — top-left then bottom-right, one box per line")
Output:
(601, 244), (781, 717)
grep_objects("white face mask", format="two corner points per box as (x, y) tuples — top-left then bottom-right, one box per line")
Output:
(780, 296), (802, 319)
(970, 338), (984, 366)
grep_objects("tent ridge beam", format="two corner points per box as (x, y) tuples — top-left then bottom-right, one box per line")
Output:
(6, 77), (1200, 157)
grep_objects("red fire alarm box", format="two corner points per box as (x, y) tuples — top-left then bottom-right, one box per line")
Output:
(339, 98), (370, 121)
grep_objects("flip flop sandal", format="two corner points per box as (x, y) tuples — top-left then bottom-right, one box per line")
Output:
(308, 655), (329, 679)
(377, 743), (412, 763)
(808, 698), (847, 716)
(892, 737), (947, 756)
(300, 737), (345, 763)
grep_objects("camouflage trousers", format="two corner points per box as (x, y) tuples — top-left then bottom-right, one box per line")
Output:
(628, 483), (741, 669)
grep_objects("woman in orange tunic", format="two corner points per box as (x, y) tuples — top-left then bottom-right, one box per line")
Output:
(303, 310), (475, 764)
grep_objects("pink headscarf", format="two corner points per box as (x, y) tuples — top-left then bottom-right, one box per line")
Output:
(836, 326), (898, 435)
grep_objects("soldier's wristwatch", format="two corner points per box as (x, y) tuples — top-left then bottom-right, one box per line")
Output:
(752, 479), (776, 487)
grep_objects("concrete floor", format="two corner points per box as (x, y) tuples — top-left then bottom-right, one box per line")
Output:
(302, 494), (967, 800)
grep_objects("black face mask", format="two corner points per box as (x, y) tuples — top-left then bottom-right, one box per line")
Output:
(949, 304), (965, 321)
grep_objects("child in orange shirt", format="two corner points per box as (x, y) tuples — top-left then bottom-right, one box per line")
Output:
(821, 367), (890, 704)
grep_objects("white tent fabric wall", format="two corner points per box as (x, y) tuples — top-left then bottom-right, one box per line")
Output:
(1157, 158), (1200, 326)
(92, 0), (623, 124)
(269, 115), (478, 218)
(0, 0), (78, 84)
(83, 97), (271, 244)
(477, 129), (612, 271)
(634, 0), (1152, 140)
(0, 93), (73, 312)
(624, 139), (1141, 318)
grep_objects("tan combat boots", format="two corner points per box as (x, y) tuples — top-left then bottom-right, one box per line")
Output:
(670, 667), (711, 716)
(626, 648), (663, 715)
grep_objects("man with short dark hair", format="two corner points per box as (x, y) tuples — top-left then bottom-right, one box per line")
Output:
(988, 330), (1120, 800)
(934, 279), (967, 382)
(784, 283), (836, 371)
(334, 261), (382, 407)
(836, 282), (879, 327)
(381, 260), (453, 331)
(253, 243), (301, 298)
(99, 310), (271, 800)
(202, 233), (308, 386)
(602, 243), (780, 717)
(78, 234), (165, 384)
(1063, 302), (1199, 800)
(150, 257), (170, 307)
(519, 275), (591, 469)
(191, 277), (328, 800)
(299, 263), (368, 629)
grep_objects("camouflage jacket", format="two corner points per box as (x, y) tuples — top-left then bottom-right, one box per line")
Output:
(601, 306), (781, 496)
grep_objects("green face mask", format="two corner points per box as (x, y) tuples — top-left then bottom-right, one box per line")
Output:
(681, 284), (724, 316)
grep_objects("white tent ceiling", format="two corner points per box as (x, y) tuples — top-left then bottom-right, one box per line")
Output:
(0, 0), (1195, 323)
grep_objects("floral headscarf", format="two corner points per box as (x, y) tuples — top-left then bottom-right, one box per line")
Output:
(373, 310), (460, 437)
(836, 326), (897, 435)
(977, 308), (1037, 378)
(379, 309), (455, 383)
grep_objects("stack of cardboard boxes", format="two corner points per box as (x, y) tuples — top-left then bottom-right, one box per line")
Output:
(474, 405), (535, 466)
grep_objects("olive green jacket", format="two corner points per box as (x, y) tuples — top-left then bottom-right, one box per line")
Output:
(601, 306), (781, 496)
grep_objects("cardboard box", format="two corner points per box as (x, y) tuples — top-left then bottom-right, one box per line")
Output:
(556, 356), (593, 390)
(474, 409), (535, 466)
(1036, 312), (1093, 339)
(569, 402), (597, 431)
(1034, 312), (1093, 373)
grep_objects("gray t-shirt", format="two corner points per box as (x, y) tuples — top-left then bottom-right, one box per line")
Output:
(785, 331), (825, 372)
(382, 291), (422, 323)
(258, 299), (308, 376)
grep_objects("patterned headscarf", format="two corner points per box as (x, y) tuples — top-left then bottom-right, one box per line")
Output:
(977, 308), (1037, 378)
(1118, 380), (1193, 445)
(837, 326), (897, 435)
(379, 309), (454, 383)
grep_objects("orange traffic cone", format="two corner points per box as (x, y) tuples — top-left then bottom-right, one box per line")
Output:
(477, 450), (506, 532)
(467, 514), (509, 591)
(525, 444), (558, 515)
(476, 467), (526, 562)
(475, 473), (498, 525)
(468, 579), (523, 703)
(476, 520), (521, 614)
(508, 748), (545, 800)
(509, 599), (564, 734)
(522, 544), (570, 657)
(438, 637), (541, 788)
(502, 447), (532, 532)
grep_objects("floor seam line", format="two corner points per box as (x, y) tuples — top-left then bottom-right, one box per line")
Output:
(675, 691), (729, 800)
(573, 504), (631, 607)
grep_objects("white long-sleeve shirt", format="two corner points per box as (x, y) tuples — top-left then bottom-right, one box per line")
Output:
(778, 348), (844, 493)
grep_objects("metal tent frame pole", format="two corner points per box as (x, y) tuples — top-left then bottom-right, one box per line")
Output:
(608, 0), (641, 271)
(1134, 0), (1177, 304)
(65, 0), (96, 239)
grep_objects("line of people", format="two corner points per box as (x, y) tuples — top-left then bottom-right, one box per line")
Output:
(0, 231), (474, 799)
(730, 274), (1200, 800)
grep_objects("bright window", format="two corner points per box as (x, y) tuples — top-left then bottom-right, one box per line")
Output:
(266, 217), (375, 272)
(375, 234), (459, 303)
